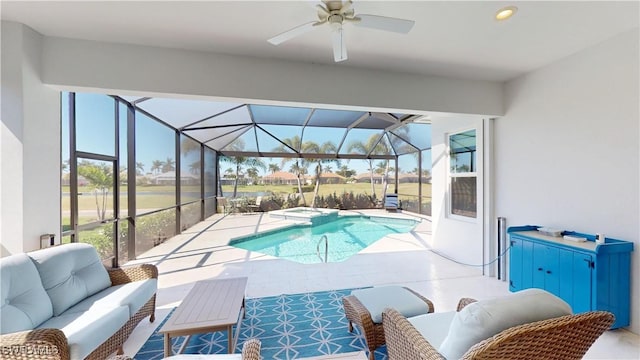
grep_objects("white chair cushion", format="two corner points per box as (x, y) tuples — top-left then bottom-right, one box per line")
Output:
(28, 243), (112, 316)
(0, 253), (53, 333)
(351, 286), (430, 323)
(37, 305), (129, 360)
(66, 279), (157, 317)
(408, 311), (456, 349)
(438, 288), (573, 360)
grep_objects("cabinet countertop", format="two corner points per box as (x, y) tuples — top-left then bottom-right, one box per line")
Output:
(512, 230), (598, 251)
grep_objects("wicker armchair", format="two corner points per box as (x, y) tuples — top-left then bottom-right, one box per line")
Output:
(342, 287), (434, 359)
(382, 297), (614, 360)
(0, 264), (158, 360)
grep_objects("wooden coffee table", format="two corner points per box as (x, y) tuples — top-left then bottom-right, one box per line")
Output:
(159, 277), (248, 357)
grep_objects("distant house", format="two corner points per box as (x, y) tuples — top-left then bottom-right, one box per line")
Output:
(150, 171), (200, 185)
(61, 174), (89, 186)
(355, 172), (384, 184)
(398, 173), (419, 183)
(318, 172), (346, 184)
(261, 171), (302, 185)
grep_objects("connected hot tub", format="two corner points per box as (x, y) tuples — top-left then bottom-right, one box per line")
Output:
(269, 207), (339, 225)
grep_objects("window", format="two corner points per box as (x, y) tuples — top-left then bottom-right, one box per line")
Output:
(448, 129), (477, 218)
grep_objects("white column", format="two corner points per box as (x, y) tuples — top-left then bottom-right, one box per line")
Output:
(1, 22), (60, 255)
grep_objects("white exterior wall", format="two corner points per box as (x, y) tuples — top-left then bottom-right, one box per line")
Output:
(495, 29), (639, 333)
(1, 22), (61, 255)
(431, 116), (485, 269)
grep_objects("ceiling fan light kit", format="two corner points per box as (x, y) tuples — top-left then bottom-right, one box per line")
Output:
(267, 0), (414, 63)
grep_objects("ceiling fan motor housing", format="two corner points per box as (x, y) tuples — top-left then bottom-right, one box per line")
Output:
(328, 14), (344, 25)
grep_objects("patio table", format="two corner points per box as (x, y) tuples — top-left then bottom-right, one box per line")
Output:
(159, 277), (248, 357)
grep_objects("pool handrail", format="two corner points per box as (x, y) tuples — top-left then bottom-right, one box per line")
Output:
(316, 235), (328, 263)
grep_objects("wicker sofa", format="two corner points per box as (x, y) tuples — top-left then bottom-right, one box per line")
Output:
(0, 243), (157, 360)
(382, 289), (614, 360)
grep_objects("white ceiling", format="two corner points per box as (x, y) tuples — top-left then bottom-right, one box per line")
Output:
(2, 1), (638, 82)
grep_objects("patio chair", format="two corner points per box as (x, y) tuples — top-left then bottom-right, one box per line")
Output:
(343, 286), (434, 360)
(384, 193), (399, 211)
(247, 196), (263, 213)
(382, 288), (614, 360)
(216, 196), (230, 215)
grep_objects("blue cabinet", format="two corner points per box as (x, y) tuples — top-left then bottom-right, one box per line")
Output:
(508, 226), (633, 329)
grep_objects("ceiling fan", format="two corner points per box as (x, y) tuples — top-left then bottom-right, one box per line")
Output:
(267, 0), (415, 62)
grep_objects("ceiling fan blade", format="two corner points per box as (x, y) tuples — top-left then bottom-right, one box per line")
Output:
(353, 14), (415, 34)
(339, 0), (353, 15)
(331, 26), (347, 62)
(268, 21), (318, 46)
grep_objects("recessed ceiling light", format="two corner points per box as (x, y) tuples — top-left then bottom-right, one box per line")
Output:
(495, 6), (518, 21)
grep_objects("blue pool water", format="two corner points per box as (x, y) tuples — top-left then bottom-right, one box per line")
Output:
(229, 216), (418, 264)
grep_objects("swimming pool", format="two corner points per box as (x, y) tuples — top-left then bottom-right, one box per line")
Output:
(229, 215), (418, 264)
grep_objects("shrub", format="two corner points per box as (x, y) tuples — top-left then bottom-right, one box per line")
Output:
(292, 185), (314, 193)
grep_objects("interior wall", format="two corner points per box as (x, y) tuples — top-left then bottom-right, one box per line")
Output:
(1, 22), (26, 255)
(431, 116), (484, 269)
(1, 22), (61, 255)
(495, 29), (639, 333)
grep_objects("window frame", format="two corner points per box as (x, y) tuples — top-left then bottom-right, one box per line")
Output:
(447, 128), (478, 221)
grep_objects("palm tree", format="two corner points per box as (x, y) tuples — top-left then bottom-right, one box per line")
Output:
(246, 167), (260, 184)
(151, 160), (164, 174)
(189, 160), (201, 175)
(336, 164), (355, 178)
(273, 135), (308, 205)
(288, 161), (308, 204)
(305, 141), (338, 207)
(181, 137), (200, 154)
(347, 134), (389, 198)
(268, 163), (280, 174)
(375, 160), (392, 199)
(162, 157), (175, 173)
(220, 156), (265, 197)
(135, 162), (145, 176)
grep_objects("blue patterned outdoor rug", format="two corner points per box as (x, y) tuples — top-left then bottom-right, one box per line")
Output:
(135, 288), (387, 359)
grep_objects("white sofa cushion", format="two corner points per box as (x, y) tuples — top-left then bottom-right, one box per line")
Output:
(66, 278), (157, 317)
(0, 253), (53, 333)
(28, 243), (112, 316)
(438, 289), (573, 360)
(37, 305), (129, 360)
(408, 311), (457, 350)
(351, 286), (430, 323)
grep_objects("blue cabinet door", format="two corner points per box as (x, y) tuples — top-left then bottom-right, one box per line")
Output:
(509, 237), (522, 291)
(557, 249), (592, 313)
(510, 236), (535, 291)
(571, 252), (593, 313)
(521, 239), (534, 289)
(532, 243), (546, 289)
(533, 243), (560, 293)
(543, 245), (560, 295)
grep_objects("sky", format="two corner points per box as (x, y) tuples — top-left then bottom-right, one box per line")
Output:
(62, 92), (431, 177)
